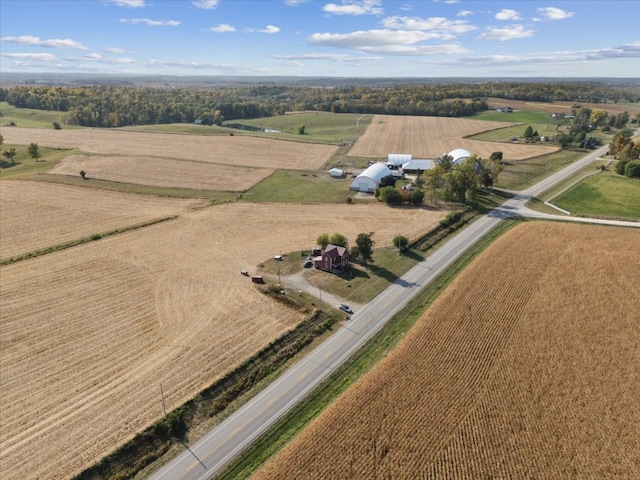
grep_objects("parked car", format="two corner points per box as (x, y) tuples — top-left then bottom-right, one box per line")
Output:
(339, 304), (353, 314)
(303, 260), (313, 268)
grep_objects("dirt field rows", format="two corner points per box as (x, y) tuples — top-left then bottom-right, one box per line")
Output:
(48, 154), (273, 191)
(0, 127), (338, 170)
(348, 115), (559, 160)
(253, 222), (640, 479)
(486, 97), (640, 116)
(0, 201), (447, 480)
(0, 180), (207, 262)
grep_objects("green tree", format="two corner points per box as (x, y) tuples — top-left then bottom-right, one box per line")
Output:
(355, 232), (375, 263)
(52, 121), (61, 130)
(3, 147), (17, 164)
(624, 160), (640, 178)
(523, 125), (534, 140)
(329, 232), (348, 248)
(0, 134), (3, 148)
(297, 124), (306, 135)
(478, 155), (504, 193)
(28, 143), (41, 162)
(378, 186), (402, 205)
(212, 110), (224, 126)
(316, 233), (329, 249)
(393, 235), (409, 253)
(442, 159), (478, 204)
(410, 188), (424, 205)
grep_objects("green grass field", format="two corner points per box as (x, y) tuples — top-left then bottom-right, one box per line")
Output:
(241, 169), (356, 203)
(497, 149), (586, 191)
(553, 173), (640, 220)
(225, 112), (372, 143)
(0, 102), (76, 129)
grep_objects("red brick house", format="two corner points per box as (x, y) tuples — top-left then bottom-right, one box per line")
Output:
(314, 244), (349, 271)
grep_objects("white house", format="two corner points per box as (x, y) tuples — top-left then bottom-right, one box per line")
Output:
(350, 163), (392, 193)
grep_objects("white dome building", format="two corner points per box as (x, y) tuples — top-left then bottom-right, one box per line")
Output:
(350, 163), (392, 193)
(447, 148), (471, 165)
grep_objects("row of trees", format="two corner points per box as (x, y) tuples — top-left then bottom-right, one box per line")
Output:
(1, 81), (636, 128)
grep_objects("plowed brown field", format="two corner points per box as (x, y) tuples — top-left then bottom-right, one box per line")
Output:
(0, 180), (207, 262)
(48, 154), (272, 191)
(253, 222), (640, 480)
(486, 97), (640, 116)
(0, 127), (338, 170)
(348, 115), (558, 160)
(0, 201), (447, 480)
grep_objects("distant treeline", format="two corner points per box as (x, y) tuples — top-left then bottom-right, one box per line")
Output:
(1, 81), (637, 128)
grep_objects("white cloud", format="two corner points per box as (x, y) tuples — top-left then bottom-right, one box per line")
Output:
(538, 7), (574, 20)
(477, 24), (534, 41)
(119, 18), (181, 26)
(382, 16), (475, 35)
(457, 10), (472, 17)
(323, 0), (383, 16)
(107, 0), (145, 7)
(209, 24), (236, 33)
(283, 0), (310, 5)
(0, 52), (57, 61)
(308, 29), (470, 55)
(85, 53), (102, 59)
(105, 47), (127, 54)
(260, 25), (281, 34)
(1, 35), (88, 50)
(192, 0), (219, 9)
(272, 52), (382, 63)
(495, 9), (521, 21)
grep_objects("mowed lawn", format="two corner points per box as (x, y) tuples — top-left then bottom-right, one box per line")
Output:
(554, 174), (640, 220)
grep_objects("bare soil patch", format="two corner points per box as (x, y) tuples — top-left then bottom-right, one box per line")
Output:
(48, 154), (272, 191)
(253, 222), (640, 480)
(0, 201), (447, 480)
(348, 114), (558, 160)
(0, 127), (338, 170)
(0, 180), (207, 262)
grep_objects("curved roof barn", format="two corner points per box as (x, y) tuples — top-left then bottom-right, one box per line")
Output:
(349, 163), (392, 193)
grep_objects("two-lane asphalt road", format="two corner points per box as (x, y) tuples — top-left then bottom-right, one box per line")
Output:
(149, 143), (638, 480)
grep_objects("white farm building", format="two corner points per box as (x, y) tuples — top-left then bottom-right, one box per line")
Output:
(448, 148), (472, 165)
(350, 163), (392, 193)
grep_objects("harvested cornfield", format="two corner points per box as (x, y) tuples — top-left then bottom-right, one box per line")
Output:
(486, 97), (640, 116)
(0, 201), (447, 480)
(348, 114), (558, 160)
(0, 127), (338, 170)
(0, 180), (207, 262)
(253, 222), (640, 480)
(48, 154), (273, 191)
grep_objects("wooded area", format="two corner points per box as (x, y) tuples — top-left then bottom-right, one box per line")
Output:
(1, 81), (637, 128)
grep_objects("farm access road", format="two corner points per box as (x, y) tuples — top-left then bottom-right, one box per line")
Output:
(148, 144), (638, 480)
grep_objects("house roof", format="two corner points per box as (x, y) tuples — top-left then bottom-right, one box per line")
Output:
(325, 244), (347, 259)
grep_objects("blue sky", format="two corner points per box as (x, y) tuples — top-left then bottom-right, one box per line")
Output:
(1, 0), (639, 77)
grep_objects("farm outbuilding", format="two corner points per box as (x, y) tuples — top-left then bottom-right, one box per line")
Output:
(350, 163), (392, 193)
(329, 168), (344, 178)
(402, 159), (434, 174)
(387, 154), (411, 170)
(448, 148), (472, 165)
